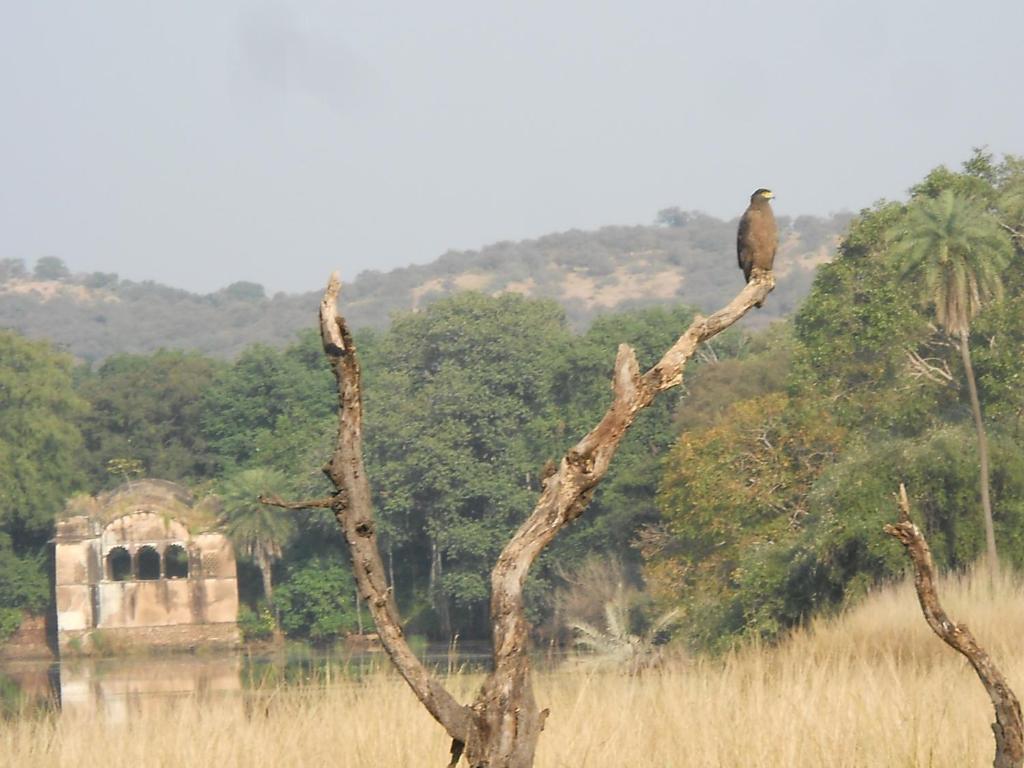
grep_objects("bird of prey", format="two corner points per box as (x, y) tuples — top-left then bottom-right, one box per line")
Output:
(737, 188), (778, 308)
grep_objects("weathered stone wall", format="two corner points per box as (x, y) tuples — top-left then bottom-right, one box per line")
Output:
(94, 578), (238, 627)
(53, 481), (240, 655)
(0, 616), (52, 660)
(59, 622), (239, 654)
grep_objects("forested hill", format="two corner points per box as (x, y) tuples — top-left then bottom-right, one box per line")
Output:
(0, 209), (851, 362)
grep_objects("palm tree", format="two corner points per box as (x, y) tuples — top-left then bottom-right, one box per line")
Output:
(890, 190), (1014, 570)
(218, 468), (296, 634)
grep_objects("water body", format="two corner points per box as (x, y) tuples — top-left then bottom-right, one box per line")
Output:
(0, 641), (503, 720)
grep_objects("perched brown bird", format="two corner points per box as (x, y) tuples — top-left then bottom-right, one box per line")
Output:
(737, 188), (778, 307)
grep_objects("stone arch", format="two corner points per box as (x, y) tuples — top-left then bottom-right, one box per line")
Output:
(55, 480), (241, 652)
(136, 546), (161, 580)
(165, 544), (189, 579)
(107, 546), (132, 581)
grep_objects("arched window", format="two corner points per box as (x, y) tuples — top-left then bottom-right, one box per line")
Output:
(137, 546), (161, 580)
(165, 544), (189, 579)
(107, 547), (132, 581)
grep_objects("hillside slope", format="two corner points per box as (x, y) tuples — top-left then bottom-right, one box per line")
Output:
(0, 210), (851, 362)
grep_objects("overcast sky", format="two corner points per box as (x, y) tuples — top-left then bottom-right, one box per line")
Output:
(2, 1), (1023, 294)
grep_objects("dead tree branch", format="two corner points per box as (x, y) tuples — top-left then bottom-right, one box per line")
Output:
(905, 348), (957, 387)
(318, 274), (473, 746)
(999, 220), (1024, 244)
(462, 268), (772, 766)
(884, 484), (1024, 768)
(258, 493), (337, 510)
(318, 268), (774, 767)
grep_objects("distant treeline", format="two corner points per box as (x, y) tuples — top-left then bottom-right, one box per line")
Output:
(0, 208), (849, 363)
(4, 152), (1022, 652)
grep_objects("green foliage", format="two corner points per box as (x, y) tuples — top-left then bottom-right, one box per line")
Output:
(649, 392), (844, 650)
(33, 256), (70, 281)
(218, 467), (296, 611)
(971, 294), (1024, 422)
(0, 609), (23, 644)
(77, 350), (224, 487)
(888, 190), (1013, 337)
(237, 604), (276, 642)
(0, 532), (47, 640)
(791, 202), (939, 432)
(754, 427), (1024, 631)
(0, 331), (87, 549)
(365, 293), (572, 635)
(674, 324), (792, 434)
(275, 558), (359, 642)
(201, 331), (336, 479)
(656, 424), (1024, 652)
(218, 469), (296, 559)
(0, 259), (27, 281)
(10, 149), (1024, 656)
(0, 536), (49, 616)
(215, 281), (266, 302)
(648, 151), (1024, 653)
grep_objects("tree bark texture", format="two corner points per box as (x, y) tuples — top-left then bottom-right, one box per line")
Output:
(317, 279), (473, 743)
(960, 329), (999, 571)
(885, 484), (1023, 768)
(317, 269), (774, 766)
(257, 549), (275, 609)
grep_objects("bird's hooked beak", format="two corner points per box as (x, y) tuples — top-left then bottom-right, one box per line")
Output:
(765, 191), (775, 200)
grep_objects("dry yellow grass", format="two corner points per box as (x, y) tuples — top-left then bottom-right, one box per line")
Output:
(3, 570), (1022, 767)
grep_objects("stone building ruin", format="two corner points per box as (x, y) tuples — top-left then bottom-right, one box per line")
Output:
(54, 480), (239, 653)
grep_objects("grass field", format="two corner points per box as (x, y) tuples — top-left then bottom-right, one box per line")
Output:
(2, 570), (1022, 767)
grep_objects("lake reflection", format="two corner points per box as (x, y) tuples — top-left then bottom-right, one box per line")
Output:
(0, 641), (498, 720)
(59, 655), (243, 720)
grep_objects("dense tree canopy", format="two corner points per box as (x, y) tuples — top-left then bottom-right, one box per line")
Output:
(77, 350), (224, 487)
(646, 150), (1024, 651)
(0, 332), (86, 638)
(0, 331), (86, 550)
(200, 331), (336, 480)
(6, 148), (1024, 656)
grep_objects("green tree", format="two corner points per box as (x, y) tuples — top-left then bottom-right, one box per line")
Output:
(0, 259), (26, 282)
(77, 350), (224, 486)
(365, 293), (571, 636)
(214, 281), (266, 302)
(218, 468), (296, 632)
(33, 256), (70, 281)
(888, 190), (1014, 568)
(648, 393), (844, 649)
(0, 331), (87, 550)
(200, 332), (335, 478)
(0, 533), (50, 640)
(274, 557), (359, 643)
(758, 426), (1024, 640)
(791, 201), (939, 433)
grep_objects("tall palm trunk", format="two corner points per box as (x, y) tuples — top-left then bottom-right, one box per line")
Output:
(257, 549), (283, 642)
(960, 329), (998, 572)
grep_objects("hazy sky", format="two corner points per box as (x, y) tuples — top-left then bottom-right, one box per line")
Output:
(2, 1), (1023, 294)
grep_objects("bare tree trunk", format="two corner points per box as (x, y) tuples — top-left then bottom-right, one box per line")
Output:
(315, 269), (774, 766)
(257, 550), (283, 643)
(388, 541), (396, 595)
(318, 284), (473, 747)
(885, 484), (1023, 768)
(258, 552), (275, 608)
(431, 539), (453, 639)
(960, 329), (998, 573)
